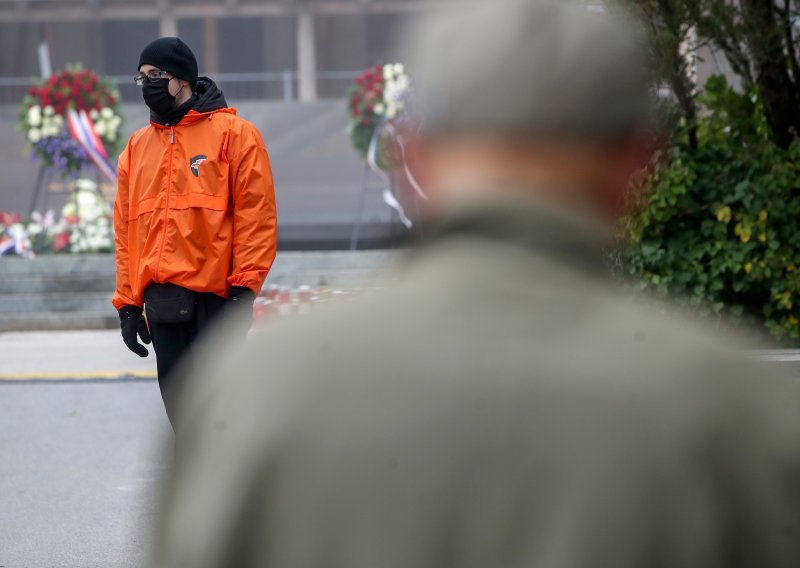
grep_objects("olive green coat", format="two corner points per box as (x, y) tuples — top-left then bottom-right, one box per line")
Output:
(154, 195), (800, 568)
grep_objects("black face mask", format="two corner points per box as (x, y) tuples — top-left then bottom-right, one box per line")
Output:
(142, 79), (178, 116)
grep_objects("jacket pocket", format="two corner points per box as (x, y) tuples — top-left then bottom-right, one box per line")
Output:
(144, 283), (196, 324)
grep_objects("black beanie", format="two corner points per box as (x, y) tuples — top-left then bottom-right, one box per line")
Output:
(138, 37), (198, 82)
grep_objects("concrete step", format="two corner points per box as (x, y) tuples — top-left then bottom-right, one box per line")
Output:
(265, 268), (396, 289)
(264, 250), (401, 288)
(0, 273), (116, 294)
(0, 292), (113, 314)
(0, 312), (118, 332)
(0, 255), (114, 275)
(0, 250), (403, 331)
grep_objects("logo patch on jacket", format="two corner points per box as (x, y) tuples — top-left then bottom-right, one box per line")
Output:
(190, 155), (207, 177)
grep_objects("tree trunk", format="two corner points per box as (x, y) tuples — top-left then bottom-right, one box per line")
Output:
(740, 0), (800, 147)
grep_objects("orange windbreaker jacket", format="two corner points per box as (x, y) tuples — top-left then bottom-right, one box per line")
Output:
(112, 82), (277, 310)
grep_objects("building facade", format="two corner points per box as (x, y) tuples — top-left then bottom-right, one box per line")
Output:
(0, 0), (440, 102)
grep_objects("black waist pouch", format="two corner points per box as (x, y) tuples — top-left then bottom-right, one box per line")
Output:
(144, 283), (197, 324)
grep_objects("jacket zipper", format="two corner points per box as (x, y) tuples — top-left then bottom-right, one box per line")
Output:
(154, 127), (175, 282)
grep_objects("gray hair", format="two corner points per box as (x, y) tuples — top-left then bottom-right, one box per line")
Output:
(403, 0), (654, 143)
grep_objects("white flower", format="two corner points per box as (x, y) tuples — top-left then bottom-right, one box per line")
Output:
(89, 109), (99, 120)
(27, 106), (42, 127)
(383, 65), (394, 81)
(54, 115), (64, 126)
(110, 116), (121, 130)
(393, 63), (404, 75)
(76, 179), (97, 192)
(43, 106), (55, 116)
(27, 223), (42, 235)
(374, 102), (385, 115)
(62, 203), (76, 218)
(101, 107), (113, 119)
(28, 128), (42, 143)
(43, 210), (55, 229)
(395, 75), (409, 92)
(42, 125), (59, 138)
(94, 121), (107, 136)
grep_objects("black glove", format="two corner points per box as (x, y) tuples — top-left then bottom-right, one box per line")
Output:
(227, 286), (256, 306)
(119, 305), (151, 358)
(225, 286), (256, 322)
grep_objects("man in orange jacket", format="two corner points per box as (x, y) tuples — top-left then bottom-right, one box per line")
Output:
(112, 37), (277, 425)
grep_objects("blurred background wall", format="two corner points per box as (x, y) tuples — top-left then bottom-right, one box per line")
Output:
(0, 0), (440, 249)
(0, 0), (737, 249)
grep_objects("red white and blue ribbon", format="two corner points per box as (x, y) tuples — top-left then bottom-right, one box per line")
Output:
(67, 109), (117, 183)
(0, 226), (33, 258)
(380, 121), (427, 201)
(366, 117), (426, 229)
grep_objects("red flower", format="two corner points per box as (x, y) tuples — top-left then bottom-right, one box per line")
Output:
(54, 232), (70, 252)
(0, 211), (22, 226)
(361, 118), (370, 126)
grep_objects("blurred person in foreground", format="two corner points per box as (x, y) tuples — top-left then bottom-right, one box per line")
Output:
(154, 1), (800, 566)
(112, 37), (277, 426)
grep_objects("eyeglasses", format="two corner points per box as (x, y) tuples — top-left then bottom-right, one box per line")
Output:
(133, 70), (171, 86)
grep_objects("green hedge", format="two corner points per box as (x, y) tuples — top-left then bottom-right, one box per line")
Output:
(621, 76), (800, 342)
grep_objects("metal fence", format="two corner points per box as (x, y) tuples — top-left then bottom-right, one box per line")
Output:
(0, 70), (360, 105)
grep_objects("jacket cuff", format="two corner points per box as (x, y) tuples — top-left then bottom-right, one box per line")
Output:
(227, 286), (257, 304)
(118, 305), (143, 320)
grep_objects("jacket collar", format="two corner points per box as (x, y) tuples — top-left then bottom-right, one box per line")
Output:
(149, 77), (232, 127)
(150, 106), (237, 129)
(424, 191), (613, 278)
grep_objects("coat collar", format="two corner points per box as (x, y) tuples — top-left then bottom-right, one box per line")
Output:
(149, 77), (232, 127)
(149, 107), (237, 129)
(424, 191), (613, 278)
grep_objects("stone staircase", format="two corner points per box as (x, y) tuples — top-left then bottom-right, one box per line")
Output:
(0, 251), (400, 332)
(0, 255), (118, 331)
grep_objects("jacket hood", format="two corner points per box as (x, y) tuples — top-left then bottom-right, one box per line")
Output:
(192, 77), (228, 114)
(150, 77), (229, 125)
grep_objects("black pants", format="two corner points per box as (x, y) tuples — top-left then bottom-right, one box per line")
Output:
(148, 291), (227, 427)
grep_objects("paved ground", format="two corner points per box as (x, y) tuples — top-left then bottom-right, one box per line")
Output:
(0, 331), (157, 380)
(0, 331), (168, 567)
(2, 330), (800, 568)
(0, 380), (171, 568)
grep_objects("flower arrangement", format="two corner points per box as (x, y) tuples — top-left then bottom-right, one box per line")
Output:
(0, 179), (114, 257)
(19, 66), (124, 177)
(347, 63), (412, 170)
(63, 179), (114, 253)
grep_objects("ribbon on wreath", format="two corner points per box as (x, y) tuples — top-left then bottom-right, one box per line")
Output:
(67, 109), (117, 184)
(0, 224), (33, 258)
(366, 117), (427, 229)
